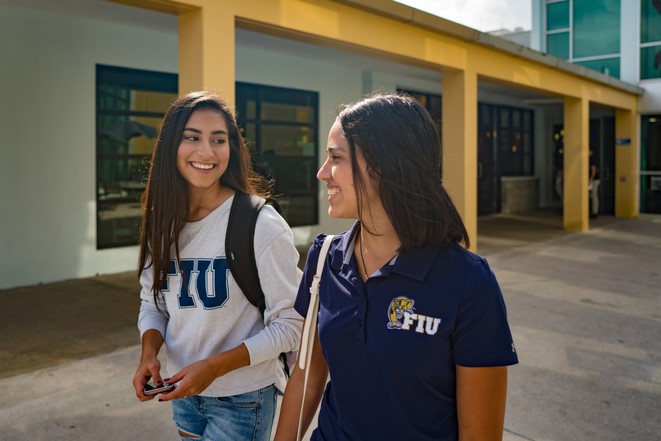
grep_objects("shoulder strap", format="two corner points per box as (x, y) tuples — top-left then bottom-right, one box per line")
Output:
(226, 192), (267, 315)
(297, 234), (334, 370)
(297, 234), (334, 441)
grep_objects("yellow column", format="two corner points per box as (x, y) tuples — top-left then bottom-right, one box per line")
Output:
(563, 96), (590, 231)
(442, 68), (478, 251)
(178, 4), (236, 106)
(615, 109), (639, 217)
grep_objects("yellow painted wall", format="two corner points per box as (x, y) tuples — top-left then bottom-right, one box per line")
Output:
(563, 96), (590, 231)
(178, 5), (236, 105)
(442, 68), (478, 249)
(615, 109), (639, 217)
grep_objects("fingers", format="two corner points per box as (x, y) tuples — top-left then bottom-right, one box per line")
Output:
(133, 375), (157, 402)
(157, 372), (184, 402)
(157, 387), (179, 402)
(133, 361), (165, 402)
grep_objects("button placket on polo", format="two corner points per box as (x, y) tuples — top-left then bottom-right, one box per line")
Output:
(346, 267), (367, 343)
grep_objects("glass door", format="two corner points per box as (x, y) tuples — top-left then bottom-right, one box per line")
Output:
(641, 115), (661, 214)
(478, 104), (498, 214)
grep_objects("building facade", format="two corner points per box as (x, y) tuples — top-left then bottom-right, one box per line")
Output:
(532, 0), (661, 214)
(0, 0), (642, 290)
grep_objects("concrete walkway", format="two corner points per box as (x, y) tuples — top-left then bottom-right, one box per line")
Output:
(0, 212), (659, 440)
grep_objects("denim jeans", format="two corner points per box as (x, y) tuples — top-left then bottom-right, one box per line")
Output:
(171, 384), (277, 441)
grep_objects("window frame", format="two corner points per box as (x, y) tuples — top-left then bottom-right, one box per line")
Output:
(235, 81), (320, 227)
(544, 0), (622, 78)
(95, 64), (177, 249)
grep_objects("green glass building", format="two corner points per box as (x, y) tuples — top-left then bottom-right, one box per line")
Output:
(533, 0), (661, 214)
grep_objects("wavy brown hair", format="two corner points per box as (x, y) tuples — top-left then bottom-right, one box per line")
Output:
(138, 91), (269, 302)
(338, 92), (470, 250)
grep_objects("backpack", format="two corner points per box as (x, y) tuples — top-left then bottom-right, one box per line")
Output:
(225, 192), (293, 377)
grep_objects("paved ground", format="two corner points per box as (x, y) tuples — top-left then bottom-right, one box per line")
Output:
(0, 211), (659, 440)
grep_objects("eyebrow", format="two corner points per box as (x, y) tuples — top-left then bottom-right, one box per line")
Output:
(326, 145), (345, 152)
(183, 127), (228, 135)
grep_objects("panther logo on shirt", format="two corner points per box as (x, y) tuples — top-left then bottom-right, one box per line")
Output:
(387, 296), (415, 329)
(387, 296), (442, 335)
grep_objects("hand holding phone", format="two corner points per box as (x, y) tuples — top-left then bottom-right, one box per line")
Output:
(143, 381), (176, 396)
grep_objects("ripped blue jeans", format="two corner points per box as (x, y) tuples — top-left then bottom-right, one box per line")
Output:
(171, 385), (277, 441)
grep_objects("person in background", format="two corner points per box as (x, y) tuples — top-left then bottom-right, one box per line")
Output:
(132, 91), (302, 441)
(275, 93), (518, 441)
(589, 149), (600, 218)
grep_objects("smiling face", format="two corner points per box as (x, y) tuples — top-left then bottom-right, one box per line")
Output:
(317, 120), (356, 219)
(318, 119), (381, 220)
(176, 108), (230, 194)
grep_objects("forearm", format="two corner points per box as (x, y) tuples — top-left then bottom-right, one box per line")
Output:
(274, 332), (328, 441)
(140, 329), (164, 361)
(243, 311), (302, 365)
(207, 343), (251, 377)
(457, 366), (508, 441)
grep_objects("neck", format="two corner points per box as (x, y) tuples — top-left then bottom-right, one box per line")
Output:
(356, 222), (400, 281)
(187, 185), (231, 221)
(359, 223), (400, 257)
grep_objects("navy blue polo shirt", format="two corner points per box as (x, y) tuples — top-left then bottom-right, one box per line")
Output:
(295, 224), (518, 441)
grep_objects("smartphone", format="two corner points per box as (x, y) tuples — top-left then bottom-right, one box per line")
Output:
(143, 381), (176, 396)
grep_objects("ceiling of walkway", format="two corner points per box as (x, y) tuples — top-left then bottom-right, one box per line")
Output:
(2, 0), (557, 104)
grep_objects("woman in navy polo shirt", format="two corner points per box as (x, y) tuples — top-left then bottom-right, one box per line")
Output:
(275, 93), (518, 441)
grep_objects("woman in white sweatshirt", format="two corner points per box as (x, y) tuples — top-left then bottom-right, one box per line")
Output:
(132, 91), (302, 441)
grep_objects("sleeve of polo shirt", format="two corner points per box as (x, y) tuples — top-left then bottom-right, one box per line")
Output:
(294, 234), (327, 317)
(452, 258), (518, 367)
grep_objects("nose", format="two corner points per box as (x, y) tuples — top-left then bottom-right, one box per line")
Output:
(197, 139), (215, 156)
(317, 157), (331, 181)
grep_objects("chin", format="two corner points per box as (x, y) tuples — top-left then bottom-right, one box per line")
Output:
(328, 208), (354, 220)
(327, 208), (341, 219)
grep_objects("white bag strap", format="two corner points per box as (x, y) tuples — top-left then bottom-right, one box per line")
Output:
(296, 234), (334, 441)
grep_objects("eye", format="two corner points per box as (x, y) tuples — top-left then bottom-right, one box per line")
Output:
(183, 135), (198, 141)
(212, 138), (227, 144)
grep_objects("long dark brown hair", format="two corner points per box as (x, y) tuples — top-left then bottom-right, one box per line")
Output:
(338, 92), (470, 250)
(138, 91), (269, 301)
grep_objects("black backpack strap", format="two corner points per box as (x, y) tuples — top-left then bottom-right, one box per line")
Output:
(226, 192), (266, 315)
(226, 192), (291, 377)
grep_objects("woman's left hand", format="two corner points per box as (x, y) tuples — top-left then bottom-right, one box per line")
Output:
(158, 343), (251, 401)
(158, 358), (219, 401)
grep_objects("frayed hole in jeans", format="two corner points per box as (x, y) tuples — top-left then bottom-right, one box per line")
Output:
(178, 428), (202, 439)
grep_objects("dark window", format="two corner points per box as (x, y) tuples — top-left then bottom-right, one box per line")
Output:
(546, 0), (570, 31)
(545, 0), (570, 59)
(96, 65), (177, 249)
(547, 31), (570, 59)
(572, 0), (620, 59)
(496, 105), (534, 176)
(236, 82), (319, 227)
(640, 0), (661, 79)
(397, 89), (442, 138)
(398, 89), (534, 177)
(640, 45), (661, 80)
(641, 0), (661, 44)
(575, 57), (620, 78)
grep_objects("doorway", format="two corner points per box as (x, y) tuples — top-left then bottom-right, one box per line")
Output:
(590, 117), (615, 215)
(550, 117), (615, 216)
(477, 103), (535, 215)
(478, 103), (499, 214)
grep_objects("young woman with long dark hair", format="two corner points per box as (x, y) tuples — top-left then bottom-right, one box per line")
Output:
(132, 91), (302, 441)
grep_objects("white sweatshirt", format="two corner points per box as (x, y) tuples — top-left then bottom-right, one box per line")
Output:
(138, 195), (303, 396)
